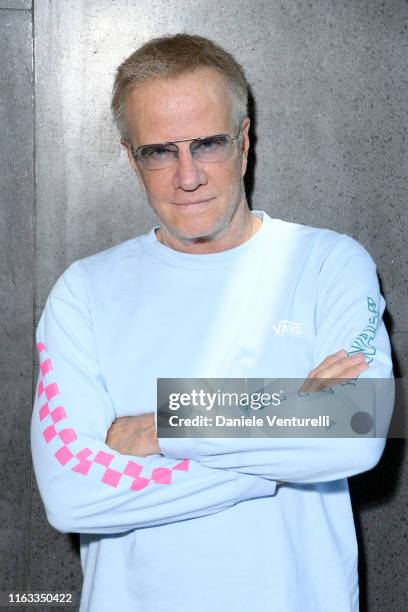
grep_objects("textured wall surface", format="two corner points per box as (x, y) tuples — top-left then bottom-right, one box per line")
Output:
(0, 0), (31, 9)
(0, 2), (34, 607)
(1, 1), (406, 610)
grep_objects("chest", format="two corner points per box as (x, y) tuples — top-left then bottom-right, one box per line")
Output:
(93, 261), (318, 417)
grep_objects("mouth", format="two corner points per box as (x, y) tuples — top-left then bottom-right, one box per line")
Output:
(172, 197), (215, 209)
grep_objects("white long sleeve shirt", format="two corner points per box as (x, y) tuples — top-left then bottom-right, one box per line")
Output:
(31, 210), (393, 611)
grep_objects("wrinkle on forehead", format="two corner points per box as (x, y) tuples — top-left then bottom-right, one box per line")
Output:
(124, 67), (233, 144)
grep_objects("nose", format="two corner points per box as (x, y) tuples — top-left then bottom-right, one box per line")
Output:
(172, 144), (208, 191)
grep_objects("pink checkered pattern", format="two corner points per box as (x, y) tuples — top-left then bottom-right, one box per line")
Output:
(36, 342), (190, 491)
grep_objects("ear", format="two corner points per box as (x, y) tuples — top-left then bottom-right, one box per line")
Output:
(121, 139), (147, 192)
(240, 117), (250, 178)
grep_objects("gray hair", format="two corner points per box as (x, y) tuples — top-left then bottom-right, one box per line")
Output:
(111, 33), (249, 141)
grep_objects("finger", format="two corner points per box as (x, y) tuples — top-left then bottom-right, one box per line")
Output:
(314, 355), (367, 380)
(320, 352), (366, 373)
(309, 353), (366, 379)
(307, 350), (349, 377)
(320, 349), (348, 365)
(300, 362), (368, 392)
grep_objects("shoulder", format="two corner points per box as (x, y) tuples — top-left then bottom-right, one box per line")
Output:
(267, 216), (375, 268)
(49, 234), (146, 300)
(78, 234), (145, 274)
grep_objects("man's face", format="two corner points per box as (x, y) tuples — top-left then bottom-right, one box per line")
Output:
(123, 68), (250, 243)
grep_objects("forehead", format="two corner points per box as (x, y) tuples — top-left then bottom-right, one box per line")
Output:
(124, 67), (233, 144)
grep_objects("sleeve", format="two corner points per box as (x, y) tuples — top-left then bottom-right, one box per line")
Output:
(159, 235), (394, 484)
(30, 261), (277, 535)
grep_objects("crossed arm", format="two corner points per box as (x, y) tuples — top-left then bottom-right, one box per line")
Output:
(31, 237), (394, 535)
(105, 350), (369, 457)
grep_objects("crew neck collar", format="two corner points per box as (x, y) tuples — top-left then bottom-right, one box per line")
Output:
(141, 210), (271, 269)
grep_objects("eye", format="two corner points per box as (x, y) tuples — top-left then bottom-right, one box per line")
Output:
(140, 145), (177, 161)
(194, 135), (228, 153)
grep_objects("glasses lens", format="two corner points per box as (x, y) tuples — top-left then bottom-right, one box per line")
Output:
(137, 143), (178, 169)
(191, 135), (233, 163)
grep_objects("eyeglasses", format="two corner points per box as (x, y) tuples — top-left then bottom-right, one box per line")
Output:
(129, 127), (242, 171)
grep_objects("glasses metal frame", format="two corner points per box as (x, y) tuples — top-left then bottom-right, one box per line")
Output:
(129, 126), (242, 170)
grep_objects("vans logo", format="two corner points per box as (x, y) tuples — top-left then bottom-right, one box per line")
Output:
(273, 320), (303, 336)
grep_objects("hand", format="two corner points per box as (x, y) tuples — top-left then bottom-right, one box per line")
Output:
(299, 349), (368, 393)
(273, 350), (368, 488)
(106, 412), (160, 457)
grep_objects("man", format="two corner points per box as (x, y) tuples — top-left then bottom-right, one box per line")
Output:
(31, 34), (393, 612)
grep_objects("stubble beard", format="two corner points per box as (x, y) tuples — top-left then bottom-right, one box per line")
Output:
(150, 180), (247, 245)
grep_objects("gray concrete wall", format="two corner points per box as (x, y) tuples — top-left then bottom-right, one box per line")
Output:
(0, 0), (406, 610)
(0, 0), (34, 606)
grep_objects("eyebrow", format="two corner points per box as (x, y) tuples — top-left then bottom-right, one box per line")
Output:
(138, 133), (228, 148)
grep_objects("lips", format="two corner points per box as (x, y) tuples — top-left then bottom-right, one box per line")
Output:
(172, 197), (215, 206)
